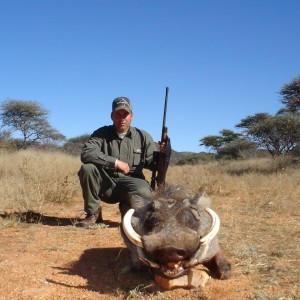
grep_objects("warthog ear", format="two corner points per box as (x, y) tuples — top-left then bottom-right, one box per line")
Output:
(191, 192), (211, 209)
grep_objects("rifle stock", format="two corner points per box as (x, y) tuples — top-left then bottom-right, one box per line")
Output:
(151, 87), (172, 190)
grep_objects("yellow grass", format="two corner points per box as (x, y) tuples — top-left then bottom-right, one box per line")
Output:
(0, 150), (82, 212)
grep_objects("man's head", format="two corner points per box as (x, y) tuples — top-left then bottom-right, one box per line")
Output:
(111, 97), (134, 134)
(112, 97), (132, 113)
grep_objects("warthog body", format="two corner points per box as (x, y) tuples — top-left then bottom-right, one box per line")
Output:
(120, 185), (231, 280)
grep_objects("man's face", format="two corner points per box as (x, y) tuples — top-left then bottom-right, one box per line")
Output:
(111, 109), (133, 133)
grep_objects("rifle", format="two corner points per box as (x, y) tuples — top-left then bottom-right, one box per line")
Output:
(151, 87), (172, 190)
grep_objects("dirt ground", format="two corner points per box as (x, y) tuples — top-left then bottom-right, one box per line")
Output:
(0, 197), (283, 300)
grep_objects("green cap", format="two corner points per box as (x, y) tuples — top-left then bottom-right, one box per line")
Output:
(112, 97), (132, 113)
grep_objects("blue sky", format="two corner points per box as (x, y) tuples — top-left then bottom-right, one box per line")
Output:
(1, 0), (299, 152)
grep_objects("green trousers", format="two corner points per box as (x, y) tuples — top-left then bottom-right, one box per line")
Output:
(78, 163), (152, 214)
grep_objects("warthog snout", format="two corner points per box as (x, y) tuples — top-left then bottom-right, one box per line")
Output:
(153, 247), (188, 264)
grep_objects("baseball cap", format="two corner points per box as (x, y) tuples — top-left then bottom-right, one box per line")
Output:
(112, 97), (132, 113)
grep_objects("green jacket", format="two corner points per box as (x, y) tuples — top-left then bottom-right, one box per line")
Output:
(81, 125), (157, 179)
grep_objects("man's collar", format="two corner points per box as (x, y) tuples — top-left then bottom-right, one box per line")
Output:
(113, 126), (133, 138)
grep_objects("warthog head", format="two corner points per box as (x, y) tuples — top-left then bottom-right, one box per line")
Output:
(120, 185), (231, 280)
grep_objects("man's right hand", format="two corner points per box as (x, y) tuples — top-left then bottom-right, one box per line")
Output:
(115, 159), (130, 174)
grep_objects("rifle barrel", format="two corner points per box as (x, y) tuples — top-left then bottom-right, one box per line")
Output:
(161, 87), (169, 139)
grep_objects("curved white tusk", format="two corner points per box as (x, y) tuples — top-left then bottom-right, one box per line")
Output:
(199, 208), (220, 245)
(122, 208), (143, 248)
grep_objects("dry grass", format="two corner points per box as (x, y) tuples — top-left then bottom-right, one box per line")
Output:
(0, 150), (299, 299)
(0, 149), (81, 213)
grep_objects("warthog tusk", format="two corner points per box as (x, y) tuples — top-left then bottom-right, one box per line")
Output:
(199, 208), (220, 245)
(122, 208), (143, 248)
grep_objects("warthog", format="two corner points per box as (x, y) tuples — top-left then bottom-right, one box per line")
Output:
(120, 185), (231, 280)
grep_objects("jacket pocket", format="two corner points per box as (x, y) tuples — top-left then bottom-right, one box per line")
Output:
(133, 148), (143, 166)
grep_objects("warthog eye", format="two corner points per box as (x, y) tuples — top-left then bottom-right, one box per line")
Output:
(143, 212), (162, 232)
(178, 210), (199, 230)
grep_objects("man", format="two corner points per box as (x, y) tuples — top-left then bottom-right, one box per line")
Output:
(77, 96), (158, 227)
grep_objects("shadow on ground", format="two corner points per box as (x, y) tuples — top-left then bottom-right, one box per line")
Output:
(48, 247), (156, 296)
(0, 211), (120, 227)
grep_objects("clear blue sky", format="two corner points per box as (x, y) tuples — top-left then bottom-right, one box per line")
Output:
(1, 0), (299, 152)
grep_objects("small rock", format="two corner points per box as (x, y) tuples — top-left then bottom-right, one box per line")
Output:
(155, 268), (210, 289)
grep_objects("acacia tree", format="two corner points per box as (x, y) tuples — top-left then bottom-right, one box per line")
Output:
(199, 135), (223, 153)
(200, 129), (242, 152)
(217, 140), (258, 160)
(200, 129), (256, 159)
(0, 99), (65, 149)
(279, 75), (300, 112)
(236, 112), (300, 156)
